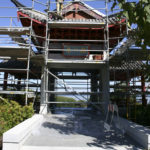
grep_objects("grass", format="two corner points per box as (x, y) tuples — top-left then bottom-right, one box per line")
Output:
(55, 96), (86, 108)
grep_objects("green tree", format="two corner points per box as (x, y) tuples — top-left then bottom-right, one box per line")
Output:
(112, 0), (150, 48)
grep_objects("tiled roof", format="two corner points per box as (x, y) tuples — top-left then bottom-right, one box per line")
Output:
(19, 8), (125, 25)
(62, 1), (105, 17)
(110, 60), (144, 70)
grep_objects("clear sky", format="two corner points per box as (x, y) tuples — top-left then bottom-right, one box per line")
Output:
(0, 0), (48, 26)
(0, 0), (119, 27)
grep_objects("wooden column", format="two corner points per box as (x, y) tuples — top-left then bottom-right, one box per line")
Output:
(126, 80), (130, 119)
(100, 65), (110, 114)
(90, 72), (98, 110)
(3, 72), (8, 90)
(141, 75), (147, 106)
(17, 78), (21, 91)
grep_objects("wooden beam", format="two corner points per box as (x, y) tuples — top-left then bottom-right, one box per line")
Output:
(3, 72), (8, 91)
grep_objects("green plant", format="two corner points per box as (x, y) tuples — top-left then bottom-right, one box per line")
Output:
(126, 104), (150, 127)
(0, 97), (34, 136)
(55, 96), (86, 108)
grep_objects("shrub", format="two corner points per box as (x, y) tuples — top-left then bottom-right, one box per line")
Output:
(129, 104), (150, 127)
(135, 105), (150, 127)
(0, 97), (34, 136)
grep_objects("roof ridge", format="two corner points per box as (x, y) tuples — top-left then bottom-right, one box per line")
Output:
(62, 1), (105, 17)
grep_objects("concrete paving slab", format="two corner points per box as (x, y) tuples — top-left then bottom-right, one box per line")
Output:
(23, 110), (143, 150)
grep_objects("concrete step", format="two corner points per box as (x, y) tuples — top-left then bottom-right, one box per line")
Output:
(21, 145), (137, 150)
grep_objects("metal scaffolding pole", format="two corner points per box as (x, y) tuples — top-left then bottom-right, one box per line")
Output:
(25, 0), (35, 105)
(41, 0), (51, 112)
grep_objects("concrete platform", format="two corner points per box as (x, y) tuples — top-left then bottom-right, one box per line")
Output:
(0, 46), (32, 58)
(0, 27), (30, 35)
(22, 110), (143, 150)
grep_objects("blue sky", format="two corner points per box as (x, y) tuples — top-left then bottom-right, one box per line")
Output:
(0, 0), (120, 27)
(0, 0), (47, 26)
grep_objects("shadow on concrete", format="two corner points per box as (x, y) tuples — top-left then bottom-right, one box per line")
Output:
(42, 111), (142, 149)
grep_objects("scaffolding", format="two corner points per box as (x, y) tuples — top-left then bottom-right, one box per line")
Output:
(0, 1), (39, 105)
(38, 0), (113, 113)
(0, 0), (149, 119)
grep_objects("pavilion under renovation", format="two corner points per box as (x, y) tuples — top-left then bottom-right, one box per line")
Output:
(2, 1), (150, 150)
(0, 0), (149, 119)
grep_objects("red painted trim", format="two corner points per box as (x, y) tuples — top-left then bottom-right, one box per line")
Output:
(53, 19), (126, 30)
(62, 43), (90, 58)
(108, 18), (126, 28)
(17, 11), (20, 22)
(17, 11), (125, 30)
(17, 11), (46, 26)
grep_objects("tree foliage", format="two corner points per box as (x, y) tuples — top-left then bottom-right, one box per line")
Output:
(130, 104), (150, 126)
(112, 0), (150, 48)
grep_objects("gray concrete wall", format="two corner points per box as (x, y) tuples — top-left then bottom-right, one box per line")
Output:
(40, 66), (49, 114)
(113, 116), (150, 149)
(100, 64), (110, 113)
(3, 115), (43, 150)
